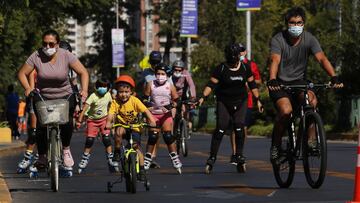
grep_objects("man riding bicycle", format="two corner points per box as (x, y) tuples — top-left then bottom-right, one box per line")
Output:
(171, 60), (197, 135)
(267, 7), (343, 163)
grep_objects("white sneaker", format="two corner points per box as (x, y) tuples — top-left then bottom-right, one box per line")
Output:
(63, 148), (74, 167)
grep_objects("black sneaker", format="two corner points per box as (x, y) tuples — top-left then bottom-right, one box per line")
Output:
(230, 155), (237, 165)
(270, 146), (280, 164)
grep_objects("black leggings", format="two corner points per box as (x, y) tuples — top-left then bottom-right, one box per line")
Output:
(209, 100), (247, 157)
(33, 94), (75, 155)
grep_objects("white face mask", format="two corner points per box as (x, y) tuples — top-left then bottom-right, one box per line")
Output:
(43, 47), (57, 56)
(173, 72), (182, 78)
(156, 75), (167, 84)
(288, 26), (303, 37)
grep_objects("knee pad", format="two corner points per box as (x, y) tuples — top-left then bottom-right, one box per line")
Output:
(147, 131), (159, 145)
(26, 128), (37, 145)
(213, 129), (225, 140)
(85, 137), (95, 148)
(162, 131), (176, 145)
(102, 134), (112, 148)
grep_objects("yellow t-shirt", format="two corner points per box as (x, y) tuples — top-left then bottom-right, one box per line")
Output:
(108, 95), (148, 132)
(85, 92), (112, 120)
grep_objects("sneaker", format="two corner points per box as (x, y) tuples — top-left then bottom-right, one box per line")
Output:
(169, 152), (182, 169)
(144, 153), (152, 170)
(270, 146), (280, 164)
(63, 148), (74, 167)
(230, 154), (237, 165)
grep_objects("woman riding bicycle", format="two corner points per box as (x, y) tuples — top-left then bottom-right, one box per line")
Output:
(17, 29), (89, 177)
(198, 43), (263, 174)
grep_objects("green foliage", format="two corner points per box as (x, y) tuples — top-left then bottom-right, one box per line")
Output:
(248, 120), (273, 137)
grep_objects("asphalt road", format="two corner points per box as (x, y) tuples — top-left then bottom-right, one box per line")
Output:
(0, 131), (357, 203)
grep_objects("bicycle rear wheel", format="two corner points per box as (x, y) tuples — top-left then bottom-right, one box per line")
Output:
(128, 152), (137, 193)
(272, 128), (296, 188)
(302, 111), (327, 189)
(50, 128), (59, 192)
(180, 119), (188, 157)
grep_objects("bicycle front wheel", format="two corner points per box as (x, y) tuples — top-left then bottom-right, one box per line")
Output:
(272, 128), (296, 188)
(50, 128), (59, 192)
(128, 152), (137, 193)
(180, 119), (188, 157)
(302, 111), (327, 189)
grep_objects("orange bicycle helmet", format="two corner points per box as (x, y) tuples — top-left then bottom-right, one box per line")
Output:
(114, 75), (136, 88)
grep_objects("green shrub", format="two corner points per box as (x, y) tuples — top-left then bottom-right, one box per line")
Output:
(248, 121), (273, 137)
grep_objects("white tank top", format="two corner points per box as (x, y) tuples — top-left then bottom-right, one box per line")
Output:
(150, 81), (171, 114)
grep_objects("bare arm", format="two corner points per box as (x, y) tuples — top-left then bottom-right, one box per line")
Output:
(170, 84), (179, 101)
(185, 73), (196, 99)
(18, 63), (35, 96)
(198, 77), (218, 106)
(70, 60), (89, 98)
(144, 82), (151, 97)
(77, 103), (89, 123)
(29, 70), (36, 89)
(247, 76), (263, 113)
(105, 114), (115, 129)
(314, 52), (335, 77)
(143, 109), (156, 127)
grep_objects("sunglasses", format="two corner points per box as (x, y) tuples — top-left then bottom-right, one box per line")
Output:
(288, 21), (304, 26)
(42, 42), (57, 48)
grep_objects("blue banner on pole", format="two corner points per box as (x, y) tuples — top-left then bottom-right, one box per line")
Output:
(112, 29), (125, 68)
(236, 0), (261, 11)
(180, 0), (198, 38)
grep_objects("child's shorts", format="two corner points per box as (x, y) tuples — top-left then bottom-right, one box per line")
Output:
(86, 116), (110, 137)
(153, 112), (173, 127)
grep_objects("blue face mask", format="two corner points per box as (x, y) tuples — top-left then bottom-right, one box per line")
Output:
(239, 55), (245, 62)
(97, 87), (108, 96)
(288, 26), (303, 37)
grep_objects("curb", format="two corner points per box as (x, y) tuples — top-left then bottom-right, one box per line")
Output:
(0, 172), (11, 202)
(0, 141), (26, 203)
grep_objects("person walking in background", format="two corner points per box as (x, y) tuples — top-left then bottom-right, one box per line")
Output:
(17, 97), (27, 137)
(5, 84), (20, 140)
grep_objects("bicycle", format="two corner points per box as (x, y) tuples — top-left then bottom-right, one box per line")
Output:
(107, 121), (154, 193)
(174, 100), (196, 157)
(271, 82), (330, 189)
(28, 91), (72, 192)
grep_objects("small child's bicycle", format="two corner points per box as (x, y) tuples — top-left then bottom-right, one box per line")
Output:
(107, 122), (154, 193)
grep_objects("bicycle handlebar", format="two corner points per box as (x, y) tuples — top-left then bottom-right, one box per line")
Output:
(112, 122), (158, 129)
(280, 83), (331, 90)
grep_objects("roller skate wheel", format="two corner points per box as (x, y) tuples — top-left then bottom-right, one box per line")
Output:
(29, 172), (38, 179)
(107, 182), (112, 193)
(205, 164), (212, 174)
(236, 163), (246, 173)
(176, 168), (182, 174)
(17, 168), (27, 174)
(145, 180), (150, 191)
(78, 168), (84, 174)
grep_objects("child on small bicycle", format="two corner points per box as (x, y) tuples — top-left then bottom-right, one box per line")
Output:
(76, 78), (118, 174)
(143, 63), (183, 174)
(105, 75), (156, 181)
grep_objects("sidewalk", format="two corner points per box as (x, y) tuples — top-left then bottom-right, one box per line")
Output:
(0, 140), (26, 202)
